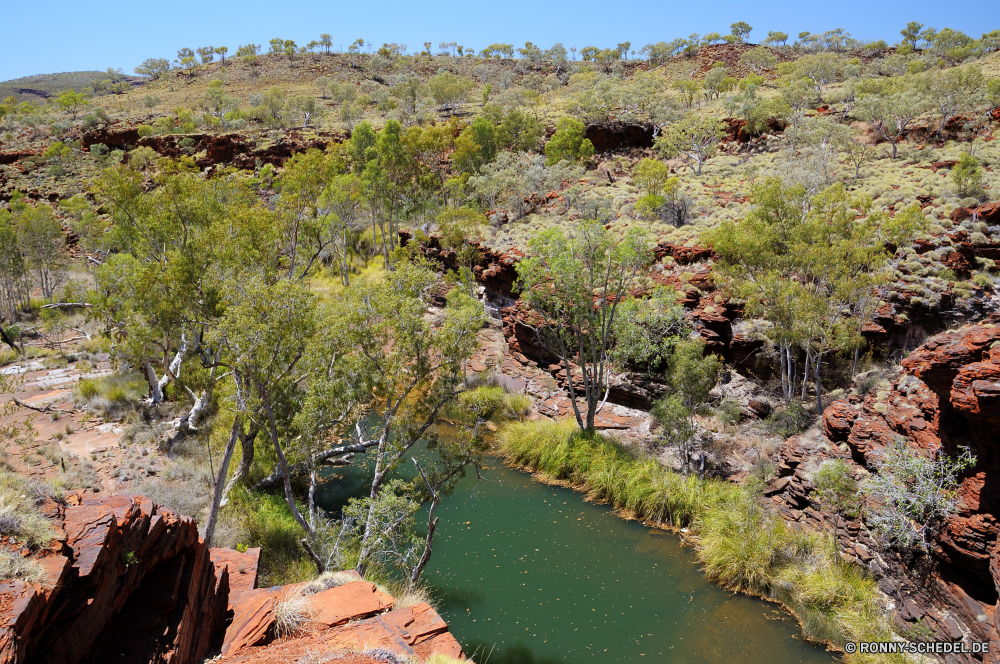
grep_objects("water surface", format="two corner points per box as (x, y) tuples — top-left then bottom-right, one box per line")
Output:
(318, 451), (836, 664)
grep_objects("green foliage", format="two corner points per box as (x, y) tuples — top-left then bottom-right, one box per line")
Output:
(765, 402), (816, 438)
(706, 179), (920, 411)
(457, 384), (531, 421)
(655, 114), (726, 175)
(610, 287), (688, 372)
(951, 153), (986, 200)
(861, 439), (976, 549)
(544, 117), (594, 166)
(0, 471), (56, 550)
(517, 221), (649, 430)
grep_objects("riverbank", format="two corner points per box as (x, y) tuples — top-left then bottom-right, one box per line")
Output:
(497, 418), (903, 664)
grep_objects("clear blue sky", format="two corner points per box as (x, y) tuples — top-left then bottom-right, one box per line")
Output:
(4, 0), (1000, 82)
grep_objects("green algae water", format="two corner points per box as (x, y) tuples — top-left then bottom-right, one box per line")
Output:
(317, 450), (836, 664)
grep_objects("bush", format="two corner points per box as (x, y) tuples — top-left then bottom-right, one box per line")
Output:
(457, 384), (530, 421)
(543, 117), (595, 166)
(75, 373), (148, 418)
(0, 472), (55, 549)
(764, 402), (815, 438)
(951, 153), (986, 200)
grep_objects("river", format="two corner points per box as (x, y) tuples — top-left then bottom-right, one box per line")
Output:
(316, 445), (837, 664)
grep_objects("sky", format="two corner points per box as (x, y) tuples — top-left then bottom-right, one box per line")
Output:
(3, 0), (1000, 82)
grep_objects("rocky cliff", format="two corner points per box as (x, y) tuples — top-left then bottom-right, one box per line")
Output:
(0, 493), (463, 664)
(767, 322), (1000, 663)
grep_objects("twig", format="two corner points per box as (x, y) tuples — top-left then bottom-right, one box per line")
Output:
(39, 302), (91, 310)
(13, 397), (74, 415)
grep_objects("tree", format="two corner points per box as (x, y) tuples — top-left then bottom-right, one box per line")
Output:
(177, 47), (196, 68)
(833, 128), (873, 179)
(196, 46), (215, 64)
(652, 339), (721, 475)
(861, 439), (975, 550)
(56, 90), (86, 118)
(739, 47), (778, 75)
(730, 22), (753, 44)
(320, 34), (333, 54)
(215, 46), (228, 65)
(706, 179), (917, 412)
(516, 221), (649, 432)
(237, 44), (260, 75)
(703, 66), (736, 100)
(786, 53), (843, 100)
(765, 31), (789, 47)
(952, 153), (986, 200)
(544, 117), (594, 165)
(13, 204), (65, 301)
(632, 157), (680, 221)
(311, 263), (485, 576)
(855, 79), (927, 159)
(134, 57), (170, 80)
(369, 54), (391, 80)
(655, 114), (726, 175)
(900, 21), (924, 50)
(427, 70), (473, 114)
(201, 80), (239, 130)
(919, 64), (985, 136)
(671, 79), (701, 108)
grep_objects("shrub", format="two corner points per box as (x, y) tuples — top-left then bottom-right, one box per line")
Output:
(951, 153), (986, 200)
(764, 402), (815, 438)
(75, 373), (148, 418)
(273, 589), (312, 637)
(973, 272), (994, 290)
(0, 472), (55, 549)
(457, 384), (530, 420)
(543, 117), (594, 166)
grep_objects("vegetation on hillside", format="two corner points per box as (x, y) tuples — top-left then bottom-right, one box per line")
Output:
(1, 18), (999, 653)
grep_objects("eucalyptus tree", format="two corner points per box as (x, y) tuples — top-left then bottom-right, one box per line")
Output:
(706, 179), (923, 412)
(516, 221), (650, 432)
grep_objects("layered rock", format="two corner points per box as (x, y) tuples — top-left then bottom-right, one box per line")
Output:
(767, 324), (1000, 662)
(0, 493), (228, 664)
(0, 494), (464, 664)
(217, 580), (462, 663)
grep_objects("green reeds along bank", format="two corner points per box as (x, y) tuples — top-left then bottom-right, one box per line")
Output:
(496, 419), (903, 664)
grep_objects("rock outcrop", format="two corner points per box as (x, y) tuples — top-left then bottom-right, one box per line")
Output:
(767, 323), (1000, 663)
(0, 494), (463, 664)
(0, 493), (228, 664)
(217, 579), (461, 663)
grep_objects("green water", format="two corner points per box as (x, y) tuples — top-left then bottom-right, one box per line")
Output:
(317, 451), (836, 664)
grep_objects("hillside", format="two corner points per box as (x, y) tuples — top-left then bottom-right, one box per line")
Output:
(2, 23), (1000, 664)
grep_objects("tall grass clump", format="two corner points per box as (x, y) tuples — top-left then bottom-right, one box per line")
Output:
(0, 471), (56, 583)
(498, 418), (738, 527)
(496, 418), (900, 661)
(75, 372), (148, 419)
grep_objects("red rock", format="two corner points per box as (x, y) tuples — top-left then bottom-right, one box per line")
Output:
(823, 400), (859, 442)
(0, 494), (227, 664)
(309, 581), (394, 627)
(901, 325), (1000, 393)
(211, 547), (261, 610)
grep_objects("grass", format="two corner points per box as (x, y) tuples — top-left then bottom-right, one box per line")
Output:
(0, 471), (56, 583)
(74, 372), (148, 419)
(273, 588), (312, 638)
(496, 418), (902, 662)
(456, 383), (531, 421)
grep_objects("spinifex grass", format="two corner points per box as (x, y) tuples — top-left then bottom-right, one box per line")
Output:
(496, 419), (902, 663)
